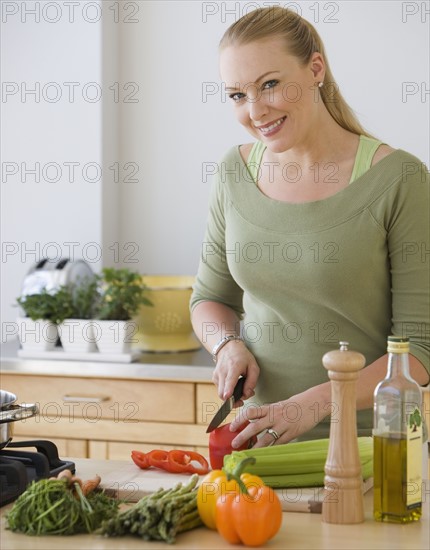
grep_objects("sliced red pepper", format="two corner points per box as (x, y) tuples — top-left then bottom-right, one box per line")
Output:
(146, 449), (177, 472)
(131, 448), (210, 475)
(166, 450), (190, 473)
(131, 450), (150, 469)
(168, 450), (210, 475)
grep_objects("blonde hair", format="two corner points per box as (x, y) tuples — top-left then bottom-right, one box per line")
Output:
(219, 6), (373, 138)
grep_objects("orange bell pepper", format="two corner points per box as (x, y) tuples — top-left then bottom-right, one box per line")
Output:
(197, 457), (272, 533)
(197, 468), (241, 529)
(197, 456), (282, 545)
(215, 484), (283, 547)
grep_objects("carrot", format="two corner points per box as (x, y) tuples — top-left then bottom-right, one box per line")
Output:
(70, 476), (83, 489)
(54, 470), (101, 496)
(57, 469), (73, 485)
(82, 474), (101, 496)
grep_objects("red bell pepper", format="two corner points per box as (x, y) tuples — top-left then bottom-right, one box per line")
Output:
(209, 421), (257, 470)
(131, 449), (210, 475)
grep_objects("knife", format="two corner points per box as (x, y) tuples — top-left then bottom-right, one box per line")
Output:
(206, 377), (246, 433)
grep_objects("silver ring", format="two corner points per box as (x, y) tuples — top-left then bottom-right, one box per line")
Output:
(266, 428), (280, 441)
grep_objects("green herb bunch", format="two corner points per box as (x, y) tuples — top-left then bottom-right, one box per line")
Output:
(68, 277), (101, 320)
(6, 479), (119, 536)
(95, 268), (152, 321)
(17, 287), (74, 325)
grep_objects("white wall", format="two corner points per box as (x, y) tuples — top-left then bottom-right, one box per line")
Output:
(117, 0), (429, 276)
(1, 1), (106, 336)
(1, 1), (429, 335)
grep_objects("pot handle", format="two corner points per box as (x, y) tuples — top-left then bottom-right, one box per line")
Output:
(0, 403), (38, 423)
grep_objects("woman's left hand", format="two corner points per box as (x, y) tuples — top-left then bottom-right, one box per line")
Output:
(229, 385), (332, 448)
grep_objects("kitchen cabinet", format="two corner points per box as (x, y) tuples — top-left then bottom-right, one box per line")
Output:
(2, 372), (222, 459)
(0, 346), (223, 460)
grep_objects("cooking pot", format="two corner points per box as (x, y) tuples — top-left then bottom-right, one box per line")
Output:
(21, 258), (94, 296)
(0, 389), (17, 409)
(0, 390), (38, 449)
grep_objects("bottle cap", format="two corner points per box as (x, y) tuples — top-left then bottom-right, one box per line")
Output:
(387, 336), (410, 353)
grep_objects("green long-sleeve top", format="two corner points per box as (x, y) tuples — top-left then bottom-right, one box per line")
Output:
(190, 142), (430, 439)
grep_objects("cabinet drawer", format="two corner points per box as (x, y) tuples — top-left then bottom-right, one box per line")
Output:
(13, 415), (208, 447)
(10, 435), (88, 459)
(2, 374), (194, 423)
(196, 383), (238, 426)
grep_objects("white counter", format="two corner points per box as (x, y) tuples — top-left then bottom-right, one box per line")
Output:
(0, 340), (214, 383)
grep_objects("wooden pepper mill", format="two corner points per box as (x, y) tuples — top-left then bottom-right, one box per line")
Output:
(322, 341), (366, 524)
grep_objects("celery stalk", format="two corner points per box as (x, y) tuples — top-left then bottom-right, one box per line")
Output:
(223, 437), (374, 488)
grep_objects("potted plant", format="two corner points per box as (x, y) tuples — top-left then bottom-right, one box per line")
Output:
(57, 277), (101, 353)
(94, 268), (152, 354)
(16, 287), (74, 351)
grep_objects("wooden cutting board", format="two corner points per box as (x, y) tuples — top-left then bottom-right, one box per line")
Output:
(96, 461), (373, 514)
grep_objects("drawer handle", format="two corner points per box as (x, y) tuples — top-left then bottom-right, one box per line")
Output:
(62, 395), (110, 403)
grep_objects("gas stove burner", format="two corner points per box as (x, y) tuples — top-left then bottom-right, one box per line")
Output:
(0, 440), (75, 506)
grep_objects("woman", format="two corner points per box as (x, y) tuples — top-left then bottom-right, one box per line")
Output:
(190, 7), (429, 448)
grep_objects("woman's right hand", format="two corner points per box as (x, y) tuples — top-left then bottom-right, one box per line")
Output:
(212, 340), (260, 404)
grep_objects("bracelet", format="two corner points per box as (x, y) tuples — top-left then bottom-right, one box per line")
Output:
(211, 335), (244, 363)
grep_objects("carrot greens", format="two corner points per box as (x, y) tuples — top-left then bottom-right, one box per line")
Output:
(6, 478), (119, 536)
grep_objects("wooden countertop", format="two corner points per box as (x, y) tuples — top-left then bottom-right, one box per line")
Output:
(1, 458), (429, 550)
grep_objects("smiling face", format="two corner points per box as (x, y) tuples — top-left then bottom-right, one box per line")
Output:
(219, 36), (326, 153)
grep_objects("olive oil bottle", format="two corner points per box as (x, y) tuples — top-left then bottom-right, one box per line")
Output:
(373, 336), (423, 523)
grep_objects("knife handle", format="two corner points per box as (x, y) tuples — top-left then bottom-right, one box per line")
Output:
(232, 377), (246, 402)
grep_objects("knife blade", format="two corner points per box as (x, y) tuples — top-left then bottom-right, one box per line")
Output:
(206, 377), (246, 433)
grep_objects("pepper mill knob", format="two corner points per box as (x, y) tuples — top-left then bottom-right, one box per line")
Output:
(322, 341), (366, 524)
